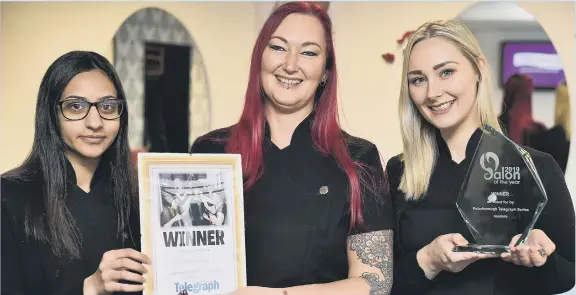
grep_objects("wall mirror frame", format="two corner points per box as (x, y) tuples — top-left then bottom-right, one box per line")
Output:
(457, 2), (572, 176)
(113, 7), (211, 153)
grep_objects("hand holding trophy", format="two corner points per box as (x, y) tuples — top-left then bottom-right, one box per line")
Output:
(501, 229), (556, 267)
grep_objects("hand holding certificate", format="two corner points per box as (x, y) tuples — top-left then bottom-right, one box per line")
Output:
(83, 248), (151, 295)
(138, 153), (247, 295)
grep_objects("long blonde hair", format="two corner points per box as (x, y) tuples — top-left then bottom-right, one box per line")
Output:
(554, 81), (571, 141)
(398, 20), (502, 200)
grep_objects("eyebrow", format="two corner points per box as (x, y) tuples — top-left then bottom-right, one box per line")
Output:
(270, 36), (322, 49)
(62, 95), (117, 101)
(407, 61), (459, 75)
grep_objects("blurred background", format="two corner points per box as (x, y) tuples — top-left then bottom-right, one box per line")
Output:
(1, 2), (574, 206)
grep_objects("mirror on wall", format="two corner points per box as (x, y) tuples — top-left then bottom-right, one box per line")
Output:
(457, 2), (571, 174)
(112, 7), (211, 157)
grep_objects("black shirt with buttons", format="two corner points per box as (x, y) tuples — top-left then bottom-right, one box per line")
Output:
(1, 159), (141, 295)
(387, 128), (575, 295)
(190, 112), (395, 288)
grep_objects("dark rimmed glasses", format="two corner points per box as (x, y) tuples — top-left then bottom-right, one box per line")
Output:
(57, 98), (124, 121)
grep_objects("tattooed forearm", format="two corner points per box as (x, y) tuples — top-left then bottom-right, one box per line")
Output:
(349, 230), (393, 295)
(361, 272), (390, 295)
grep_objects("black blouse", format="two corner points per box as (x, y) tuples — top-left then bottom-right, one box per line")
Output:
(189, 113), (395, 288)
(387, 128), (575, 295)
(1, 159), (141, 295)
(529, 125), (570, 174)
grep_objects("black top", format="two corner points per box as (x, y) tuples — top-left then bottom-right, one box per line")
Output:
(1, 159), (141, 295)
(190, 112), (395, 288)
(387, 128), (575, 295)
(498, 117), (547, 148)
(529, 125), (570, 174)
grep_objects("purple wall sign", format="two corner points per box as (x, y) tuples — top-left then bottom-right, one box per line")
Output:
(501, 42), (565, 90)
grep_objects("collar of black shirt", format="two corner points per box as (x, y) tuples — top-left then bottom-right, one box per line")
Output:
(435, 127), (483, 161)
(64, 155), (112, 194)
(263, 110), (316, 149)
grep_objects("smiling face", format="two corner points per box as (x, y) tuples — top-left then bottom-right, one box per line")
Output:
(260, 13), (327, 113)
(407, 37), (481, 132)
(58, 70), (120, 163)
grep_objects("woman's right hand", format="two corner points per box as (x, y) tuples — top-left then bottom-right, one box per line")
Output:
(83, 248), (151, 295)
(416, 233), (497, 280)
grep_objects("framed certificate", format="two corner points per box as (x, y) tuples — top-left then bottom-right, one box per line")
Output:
(138, 153), (247, 295)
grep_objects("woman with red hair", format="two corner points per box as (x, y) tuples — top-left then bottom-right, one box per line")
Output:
(190, 2), (394, 295)
(498, 74), (546, 146)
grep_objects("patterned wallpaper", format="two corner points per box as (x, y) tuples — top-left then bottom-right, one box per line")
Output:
(113, 7), (211, 149)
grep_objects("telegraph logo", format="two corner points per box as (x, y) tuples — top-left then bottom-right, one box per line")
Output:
(175, 281), (220, 294)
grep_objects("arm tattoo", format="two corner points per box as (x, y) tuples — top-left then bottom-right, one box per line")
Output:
(360, 273), (390, 295)
(349, 230), (393, 295)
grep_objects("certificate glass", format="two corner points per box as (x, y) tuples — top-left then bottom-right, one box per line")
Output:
(138, 153), (246, 295)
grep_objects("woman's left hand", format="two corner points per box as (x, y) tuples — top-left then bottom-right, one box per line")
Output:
(501, 229), (556, 267)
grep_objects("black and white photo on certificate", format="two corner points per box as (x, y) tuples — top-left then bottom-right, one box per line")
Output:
(158, 172), (228, 228)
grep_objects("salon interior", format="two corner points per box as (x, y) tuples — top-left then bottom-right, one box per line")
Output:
(1, 2), (575, 291)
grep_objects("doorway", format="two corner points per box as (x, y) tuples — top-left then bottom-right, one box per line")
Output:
(143, 42), (192, 153)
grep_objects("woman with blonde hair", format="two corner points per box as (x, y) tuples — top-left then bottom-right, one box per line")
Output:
(531, 81), (571, 173)
(554, 81), (572, 141)
(385, 20), (574, 295)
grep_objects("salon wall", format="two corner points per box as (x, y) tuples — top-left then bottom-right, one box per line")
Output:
(325, 2), (576, 199)
(327, 1), (574, 154)
(457, 2), (559, 128)
(0, 1), (257, 173)
(1, 2), (575, 200)
(471, 26), (555, 127)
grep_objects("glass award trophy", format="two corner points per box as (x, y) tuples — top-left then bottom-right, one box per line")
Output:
(453, 125), (548, 254)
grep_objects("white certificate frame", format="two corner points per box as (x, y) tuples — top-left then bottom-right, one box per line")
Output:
(138, 153), (246, 295)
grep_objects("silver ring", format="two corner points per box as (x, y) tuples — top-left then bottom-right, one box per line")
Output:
(538, 248), (546, 257)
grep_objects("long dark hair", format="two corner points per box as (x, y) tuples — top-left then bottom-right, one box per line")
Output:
(225, 2), (367, 230)
(2, 51), (136, 259)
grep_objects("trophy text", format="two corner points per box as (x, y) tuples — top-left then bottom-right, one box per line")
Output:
(480, 152), (521, 184)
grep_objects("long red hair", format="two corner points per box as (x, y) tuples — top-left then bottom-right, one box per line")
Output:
(226, 2), (366, 230)
(499, 74), (543, 144)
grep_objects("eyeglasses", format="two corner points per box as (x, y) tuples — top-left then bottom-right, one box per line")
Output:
(57, 98), (124, 121)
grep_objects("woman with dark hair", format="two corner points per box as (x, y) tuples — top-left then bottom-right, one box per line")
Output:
(498, 74), (546, 146)
(1, 51), (150, 295)
(190, 2), (394, 295)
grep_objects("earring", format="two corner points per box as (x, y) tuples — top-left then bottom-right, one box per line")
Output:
(319, 73), (327, 86)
